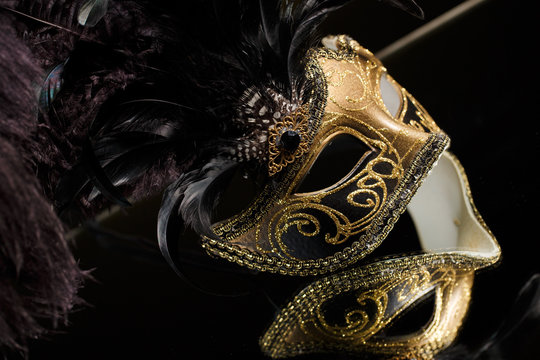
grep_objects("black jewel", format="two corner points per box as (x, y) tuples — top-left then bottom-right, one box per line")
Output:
(278, 130), (301, 152)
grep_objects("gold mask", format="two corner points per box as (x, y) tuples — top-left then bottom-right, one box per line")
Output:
(260, 151), (501, 359)
(171, 35), (500, 359)
(200, 37), (501, 357)
(202, 35), (450, 275)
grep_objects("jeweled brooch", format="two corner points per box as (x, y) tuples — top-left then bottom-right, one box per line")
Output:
(268, 105), (310, 176)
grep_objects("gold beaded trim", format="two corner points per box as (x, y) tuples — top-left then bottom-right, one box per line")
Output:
(259, 250), (499, 359)
(201, 133), (450, 275)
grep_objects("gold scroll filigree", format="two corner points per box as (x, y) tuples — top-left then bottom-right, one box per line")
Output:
(259, 120), (403, 259)
(260, 255), (483, 359)
(309, 267), (439, 340)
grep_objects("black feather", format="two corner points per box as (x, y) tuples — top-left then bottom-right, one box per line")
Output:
(157, 175), (188, 278)
(88, 139), (171, 201)
(55, 131), (171, 210)
(38, 60), (66, 115)
(54, 137), (137, 213)
(54, 162), (90, 213)
(78, 0), (109, 27)
(157, 172), (251, 297)
(285, 0), (351, 81)
(80, 138), (131, 207)
(259, 0), (283, 58)
(178, 159), (238, 238)
(380, 0), (424, 19)
(92, 131), (170, 164)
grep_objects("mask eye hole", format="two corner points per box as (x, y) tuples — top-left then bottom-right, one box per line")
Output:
(375, 290), (436, 337)
(379, 73), (402, 117)
(295, 133), (373, 195)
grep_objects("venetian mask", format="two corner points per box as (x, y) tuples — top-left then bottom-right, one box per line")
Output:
(260, 150), (500, 358)
(177, 35), (500, 359)
(201, 35), (451, 275)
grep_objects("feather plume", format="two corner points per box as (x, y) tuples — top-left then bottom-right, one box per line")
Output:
(50, 0), (426, 215)
(80, 138), (131, 207)
(41, 0), (428, 265)
(0, 0), (427, 352)
(157, 163), (251, 298)
(178, 159), (238, 238)
(78, 0), (109, 27)
(87, 138), (170, 201)
(0, 11), (85, 354)
(38, 60), (66, 115)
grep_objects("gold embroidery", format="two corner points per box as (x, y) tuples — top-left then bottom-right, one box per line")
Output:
(203, 134), (448, 275)
(308, 267), (445, 340)
(260, 120), (404, 258)
(202, 39), (449, 275)
(259, 253), (497, 359)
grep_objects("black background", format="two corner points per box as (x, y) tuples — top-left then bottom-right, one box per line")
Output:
(30, 0), (540, 359)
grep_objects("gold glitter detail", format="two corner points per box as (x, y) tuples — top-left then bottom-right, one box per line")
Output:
(202, 134), (448, 274)
(260, 249), (499, 359)
(201, 37), (449, 275)
(260, 119), (404, 258)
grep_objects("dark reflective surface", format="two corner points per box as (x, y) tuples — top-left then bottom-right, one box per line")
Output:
(30, 1), (540, 359)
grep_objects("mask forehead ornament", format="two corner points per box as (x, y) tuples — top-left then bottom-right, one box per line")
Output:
(201, 36), (450, 275)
